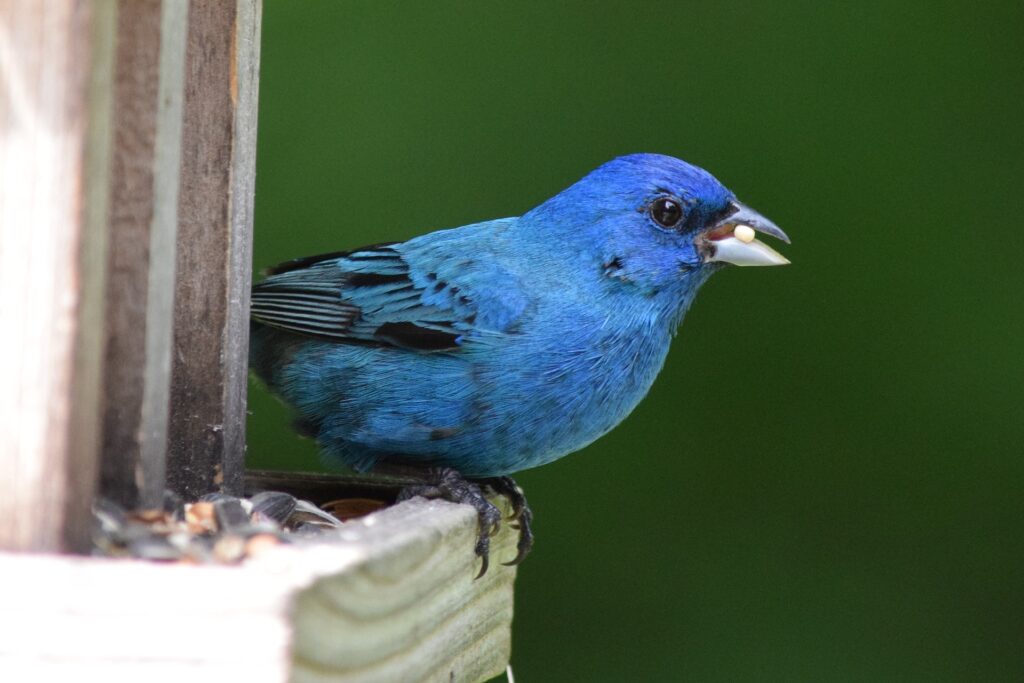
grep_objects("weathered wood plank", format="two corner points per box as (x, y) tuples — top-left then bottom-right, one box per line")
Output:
(0, 499), (516, 683)
(0, 0), (116, 551)
(100, 0), (189, 509)
(167, 0), (262, 500)
(290, 499), (516, 683)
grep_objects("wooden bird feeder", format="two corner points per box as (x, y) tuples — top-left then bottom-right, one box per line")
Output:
(0, 2), (516, 680)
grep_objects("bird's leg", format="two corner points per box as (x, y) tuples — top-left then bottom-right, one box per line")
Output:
(396, 467), (502, 578)
(478, 476), (534, 566)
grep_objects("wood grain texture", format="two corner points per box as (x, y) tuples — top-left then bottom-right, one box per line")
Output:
(167, 0), (261, 500)
(290, 499), (517, 683)
(140, 0), (189, 504)
(0, 0), (116, 551)
(100, 0), (188, 509)
(0, 498), (516, 683)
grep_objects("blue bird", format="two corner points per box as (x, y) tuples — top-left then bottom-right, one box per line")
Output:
(250, 153), (789, 573)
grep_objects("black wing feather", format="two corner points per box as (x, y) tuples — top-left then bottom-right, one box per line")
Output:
(251, 243), (464, 351)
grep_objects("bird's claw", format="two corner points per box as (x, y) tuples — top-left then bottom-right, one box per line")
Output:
(481, 475), (534, 567)
(397, 469), (534, 577)
(398, 468), (503, 578)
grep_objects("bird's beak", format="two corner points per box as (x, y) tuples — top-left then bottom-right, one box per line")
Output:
(701, 201), (790, 267)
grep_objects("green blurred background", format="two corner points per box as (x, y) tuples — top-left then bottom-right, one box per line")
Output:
(248, 2), (1024, 680)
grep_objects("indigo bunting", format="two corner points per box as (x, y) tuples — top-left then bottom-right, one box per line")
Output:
(250, 154), (789, 573)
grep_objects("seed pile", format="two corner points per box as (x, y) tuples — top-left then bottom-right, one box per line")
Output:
(92, 490), (387, 563)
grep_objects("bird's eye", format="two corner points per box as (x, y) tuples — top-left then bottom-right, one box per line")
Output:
(650, 198), (684, 229)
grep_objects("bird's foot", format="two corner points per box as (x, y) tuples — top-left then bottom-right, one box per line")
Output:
(397, 468), (502, 578)
(395, 468), (533, 578)
(479, 475), (534, 566)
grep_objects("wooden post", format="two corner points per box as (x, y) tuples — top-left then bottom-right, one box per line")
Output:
(167, 0), (261, 500)
(99, 0), (188, 510)
(0, 0), (116, 552)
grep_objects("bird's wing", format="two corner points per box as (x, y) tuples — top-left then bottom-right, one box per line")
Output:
(250, 237), (527, 352)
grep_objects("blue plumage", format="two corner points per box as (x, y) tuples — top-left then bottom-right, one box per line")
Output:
(250, 154), (789, 478)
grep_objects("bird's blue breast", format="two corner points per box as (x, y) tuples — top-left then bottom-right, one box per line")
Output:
(258, 295), (680, 477)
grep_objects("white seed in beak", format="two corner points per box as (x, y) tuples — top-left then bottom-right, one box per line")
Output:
(734, 224), (756, 244)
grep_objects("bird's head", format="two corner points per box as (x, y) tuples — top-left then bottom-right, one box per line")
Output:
(521, 153), (789, 303)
